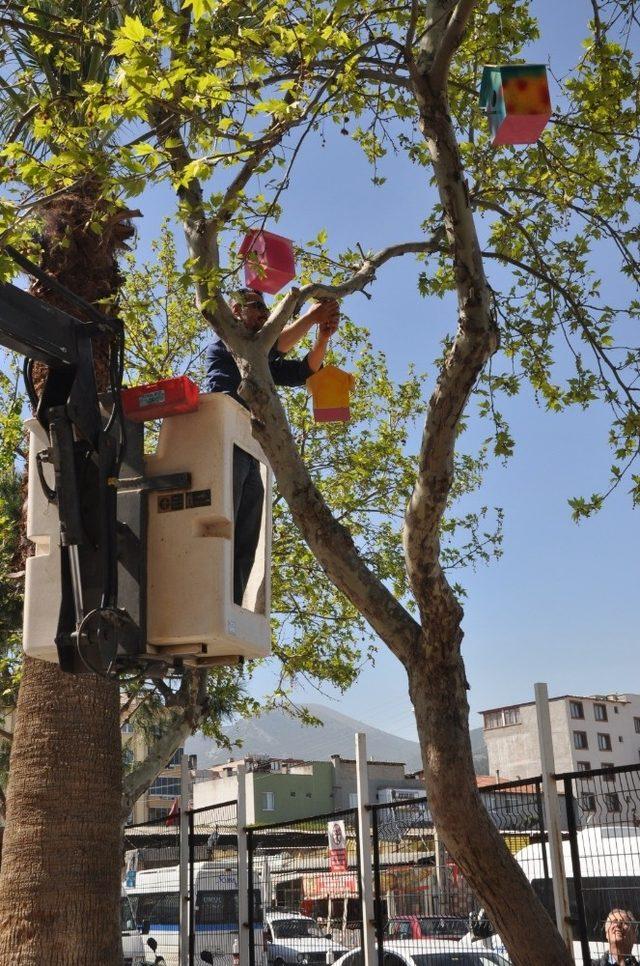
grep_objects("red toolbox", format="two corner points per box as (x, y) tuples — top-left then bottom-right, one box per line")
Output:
(121, 376), (200, 422)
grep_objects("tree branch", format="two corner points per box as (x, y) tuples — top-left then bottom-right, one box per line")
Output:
(258, 231), (447, 347)
(430, 0), (478, 91)
(121, 669), (208, 823)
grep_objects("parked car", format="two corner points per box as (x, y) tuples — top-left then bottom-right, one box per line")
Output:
(264, 912), (348, 966)
(333, 940), (511, 965)
(384, 917), (469, 942)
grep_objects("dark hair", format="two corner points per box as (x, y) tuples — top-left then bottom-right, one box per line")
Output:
(231, 288), (266, 305)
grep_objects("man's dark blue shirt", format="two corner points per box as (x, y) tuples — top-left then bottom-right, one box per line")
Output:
(204, 337), (313, 401)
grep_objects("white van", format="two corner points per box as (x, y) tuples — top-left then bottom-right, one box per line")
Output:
(126, 862), (265, 966)
(121, 889), (155, 965)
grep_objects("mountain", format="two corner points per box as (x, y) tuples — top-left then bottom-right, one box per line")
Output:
(185, 702), (489, 775)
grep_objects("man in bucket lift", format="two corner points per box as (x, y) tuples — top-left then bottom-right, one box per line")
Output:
(205, 289), (339, 604)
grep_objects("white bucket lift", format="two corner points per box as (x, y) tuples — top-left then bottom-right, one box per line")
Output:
(22, 393), (272, 668)
(145, 392), (272, 666)
(23, 417), (61, 663)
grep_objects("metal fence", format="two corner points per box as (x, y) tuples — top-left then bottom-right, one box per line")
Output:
(121, 763), (640, 965)
(558, 763), (640, 965)
(124, 800), (239, 966)
(367, 778), (548, 963)
(248, 808), (363, 966)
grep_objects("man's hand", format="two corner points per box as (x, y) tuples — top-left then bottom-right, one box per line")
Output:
(277, 298), (340, 353)
(309, 299), (340, 337)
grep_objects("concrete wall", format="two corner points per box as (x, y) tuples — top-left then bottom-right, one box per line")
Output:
(251, 763), (333, 825)
(330, 756), (424, 811)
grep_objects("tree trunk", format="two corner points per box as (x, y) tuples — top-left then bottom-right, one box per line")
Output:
(0, 186), (134, 964)
(0, 658), (122, 965)
(408, 650), (572, 966)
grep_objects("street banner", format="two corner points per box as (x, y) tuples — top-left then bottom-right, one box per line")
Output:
(327, 819), (347, 872)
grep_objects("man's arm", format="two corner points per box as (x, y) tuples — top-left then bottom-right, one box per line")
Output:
(276, 299), (339, 353)
(269, 314), (338, 386)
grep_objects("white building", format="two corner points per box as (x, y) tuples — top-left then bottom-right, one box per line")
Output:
(481, 693), (640, 779)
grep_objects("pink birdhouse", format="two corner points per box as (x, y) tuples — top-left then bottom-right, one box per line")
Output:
(239, 230), (296, 294)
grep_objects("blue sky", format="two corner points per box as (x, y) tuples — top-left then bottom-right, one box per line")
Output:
(128, 1), (639, 740)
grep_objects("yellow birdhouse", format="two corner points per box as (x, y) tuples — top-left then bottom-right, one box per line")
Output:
(306, 365), (355, 423)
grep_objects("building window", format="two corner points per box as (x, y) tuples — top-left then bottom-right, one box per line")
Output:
(634, 718), (640, 734)
(597, 733), (612, 752)
(576, 761), (591, 771)
(148, 807), (170, 821)
(121, 722), (134, 734)
(581, 794), (596, 812)
(605, 793), (621, 813)
(619, 736), (624, 743)
(349, 793), (358, 808)
(601, 764), (615, 781)
(148, 776), (181, 798)
(574, 731), (588, 750)
(166, 748), (184, 768)
(484, 708), (520, 729)
(570, 701), (585, 720)
(594, 703), (608, 722)
(262, 791), (275, 811)
(290, 791), (296, 797)
(122, 747), (135, 768)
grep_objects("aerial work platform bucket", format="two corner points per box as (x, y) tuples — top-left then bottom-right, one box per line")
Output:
(145, 392), (272, 666)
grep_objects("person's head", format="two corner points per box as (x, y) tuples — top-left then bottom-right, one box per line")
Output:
(605, 909), (637, 955)
(231, 288), (268, 333)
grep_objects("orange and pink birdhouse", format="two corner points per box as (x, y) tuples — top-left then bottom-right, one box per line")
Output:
(479, 64), (552, 146)
(239, 229), (296, 294)
(306, 365), (355, 423)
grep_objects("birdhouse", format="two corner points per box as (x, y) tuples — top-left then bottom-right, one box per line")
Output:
(306, 365), (355, 423)
(479, 64), (551, 145)
(239, 229), (296, 294)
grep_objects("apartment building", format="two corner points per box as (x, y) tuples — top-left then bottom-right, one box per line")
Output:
(193, 753), (425, 824)
(481, 692), (640, 779)
(122, 719), (184, 824)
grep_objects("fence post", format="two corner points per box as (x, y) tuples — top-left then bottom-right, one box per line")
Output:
(179, 752), (190, 966)
(433, 828), (447, 915)
(247, 828), (255, 966)
(355, 732), (376, 966)
(564, 777), (591, 966)
(188, 808), (195, 966)
(370, 805), (384, 966)
(534, 682), (573, 951)
(237, 763), (250, 966)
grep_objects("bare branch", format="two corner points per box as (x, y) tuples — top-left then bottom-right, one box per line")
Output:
(258, 230), (447, 347)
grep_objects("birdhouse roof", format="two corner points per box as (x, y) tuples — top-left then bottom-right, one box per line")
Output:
(479, 64), (547, 107)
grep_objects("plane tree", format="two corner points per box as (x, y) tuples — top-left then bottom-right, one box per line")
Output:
(0, 0), (638, 963)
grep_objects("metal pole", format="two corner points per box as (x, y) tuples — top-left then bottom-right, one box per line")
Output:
(370, 804), (384, 966)
(355, 733), (376, 966)
(564, 778), (591, 966)
(179, 752), (190, 966)
(534, 682), (573, 951)
(237, 763), (250, 966)
(189, 809), (195, 966)
(433, 828), (447, 915)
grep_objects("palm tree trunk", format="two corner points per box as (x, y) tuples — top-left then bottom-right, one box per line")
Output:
(0, 659), (122, 965)
(0, 185), (135, 964)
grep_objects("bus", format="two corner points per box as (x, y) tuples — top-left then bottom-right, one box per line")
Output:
(126, 862), (265, 966)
